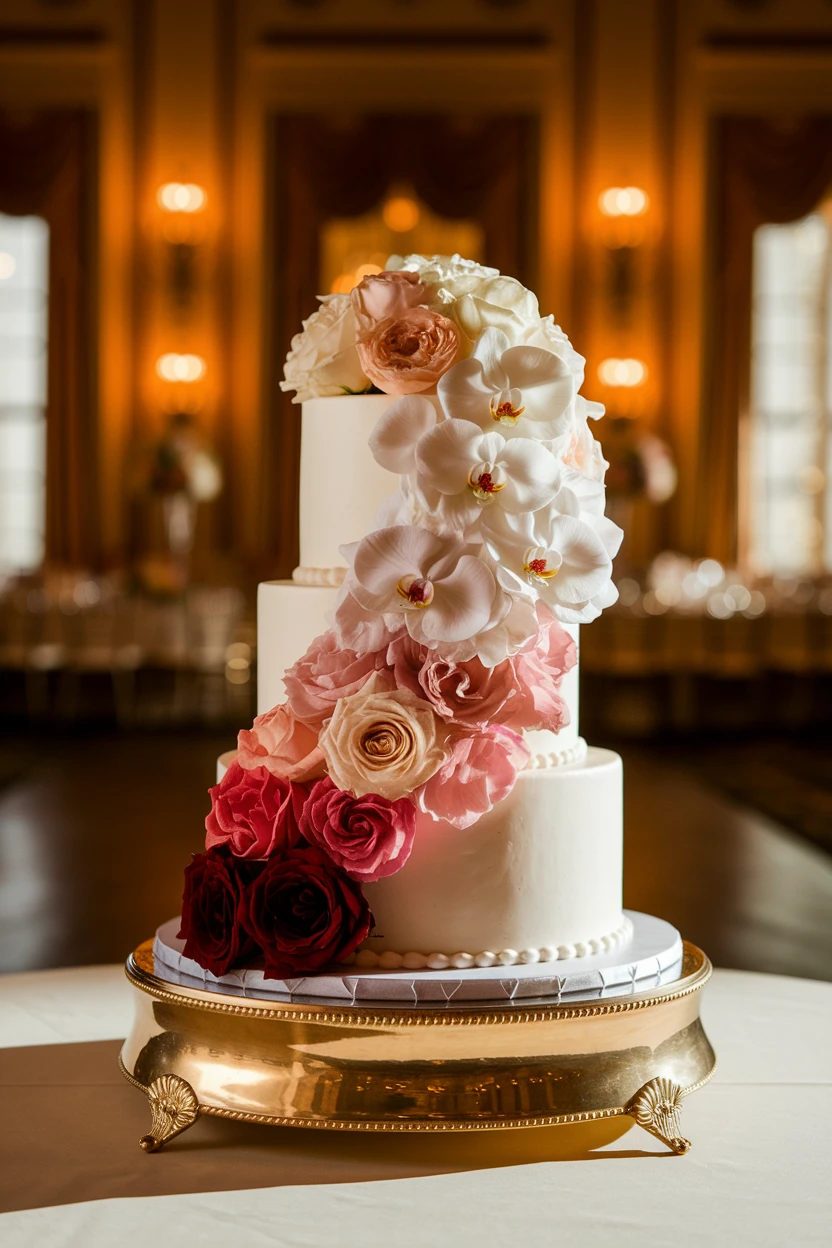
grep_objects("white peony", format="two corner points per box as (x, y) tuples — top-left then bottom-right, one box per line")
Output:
(386, 252), (499, 300)
(281, 293), (369, 403)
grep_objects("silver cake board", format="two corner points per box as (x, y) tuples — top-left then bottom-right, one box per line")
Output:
(152, 910), (683, 1005)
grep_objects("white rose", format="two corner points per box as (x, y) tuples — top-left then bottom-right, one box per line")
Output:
(520, 316), (586, 382)
(320, 673), (448, 799)
(387, 252), (499, 300)
(281, 294), (369, 403)
(449, 275), (540, 341)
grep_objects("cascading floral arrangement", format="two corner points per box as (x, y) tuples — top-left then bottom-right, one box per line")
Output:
(178, 255), (622, 981)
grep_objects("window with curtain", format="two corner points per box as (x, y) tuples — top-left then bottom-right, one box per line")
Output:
(0, 212), (49, 574)
(707, 117), (832, 569)
(749, 206), (832, 575)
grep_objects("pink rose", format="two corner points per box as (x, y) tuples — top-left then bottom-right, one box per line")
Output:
(284, 629), (393, 730)
(237, 704), (325, 783)
(507, 610), (576, 733)
(205, 760), (305, 859)
(417, 726), (530, 830)
(299, 777), (415, 883)
(357, 307), (461, 395)
(386, 634), (520, 730)
(351, 270), (427, 330)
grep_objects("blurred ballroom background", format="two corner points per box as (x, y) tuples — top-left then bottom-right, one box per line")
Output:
(0, 0), (831, 979)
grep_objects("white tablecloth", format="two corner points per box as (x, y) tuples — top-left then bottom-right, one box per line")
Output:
(1, 965), (830, 1246)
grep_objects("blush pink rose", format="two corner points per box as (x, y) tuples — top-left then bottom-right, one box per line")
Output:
(299, 777), (415, 883)
(284, 629), (393, 730)
(386, 634), (520, 730)
(507, 610), (576, 733)
(357, 307), (461, 394)
(237, 704), (325, 783)
(416, 725), (530, 830)
(205, 760), (305, 859)
(351, 270), (428, 330)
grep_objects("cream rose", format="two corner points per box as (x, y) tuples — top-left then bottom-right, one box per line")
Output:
(387, 253), (499, 299)
(319, 673), (448, 799)
(281, 293), (369, 403)
(449, 275), (540, 342)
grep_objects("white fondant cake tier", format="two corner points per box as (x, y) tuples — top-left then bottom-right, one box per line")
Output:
(362, 747), (623, 961)
(298, 394), (440, 574)
(152, 910), (672, 1004)
(256, 578), (581, 752)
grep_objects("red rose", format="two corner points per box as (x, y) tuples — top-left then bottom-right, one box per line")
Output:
(178, 847), (260, 977)
(205, 759), (305, 859)
(299, 777), (415, 882)
(241, 846), (372, 978)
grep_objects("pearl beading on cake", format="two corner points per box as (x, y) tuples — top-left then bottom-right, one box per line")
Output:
(292, 566), (346, 587)
(526, 736), (588, 770)
(350, 914), (633, 972)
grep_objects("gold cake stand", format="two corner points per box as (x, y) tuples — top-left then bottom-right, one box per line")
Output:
(120, 940), (715, 1156)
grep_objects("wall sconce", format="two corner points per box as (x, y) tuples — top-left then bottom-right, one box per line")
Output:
(383, 194), (420, 233)
(156, 353), (207, 383)
(598, 357), (648, 388)
(157, 183), (207, 214)
(598, 187), (649, 219)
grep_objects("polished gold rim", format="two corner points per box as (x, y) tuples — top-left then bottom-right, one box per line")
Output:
(118, 1054), (717, 1133)
(125, 940), (711, 1028)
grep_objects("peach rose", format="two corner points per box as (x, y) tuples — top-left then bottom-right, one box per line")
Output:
(356, 307), (461, 395)
(319, 673), (448, 799)
(237, 704), (326, 783)
(351, 270), (427, 330)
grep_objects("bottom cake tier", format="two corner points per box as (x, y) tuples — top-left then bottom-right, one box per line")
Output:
(359, 746), (625, 969)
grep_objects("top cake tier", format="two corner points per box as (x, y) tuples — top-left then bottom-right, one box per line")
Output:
(297, 394), (441, 580)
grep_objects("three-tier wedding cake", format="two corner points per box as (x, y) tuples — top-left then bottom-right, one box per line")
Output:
(169, 254), (632, 991)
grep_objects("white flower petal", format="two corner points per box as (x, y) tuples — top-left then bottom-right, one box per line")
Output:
(472, 326), (511, 379)
(415, 418), (484, 496)
(353, 525), (448, 596)
(438, 357), (495, 428)
(409, 555), (496, 644)
(545, 515), (612, 604)
(369, 396), (438, 474)
(496, 439), (561, 514)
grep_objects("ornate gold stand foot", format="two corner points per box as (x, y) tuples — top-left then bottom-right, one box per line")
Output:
(139, 1074), (200, 1152)
(628, 1077), (691, 1154)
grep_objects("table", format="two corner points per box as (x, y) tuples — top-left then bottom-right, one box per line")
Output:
(1, 964), (830, 1246)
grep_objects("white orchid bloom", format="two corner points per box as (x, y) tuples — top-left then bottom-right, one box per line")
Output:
(555, 468), (623, 561)
(339, 525), (500, 647)
(438, 327), (575, 442)
(414, 417), (562, 536)
(487, 508), (613, 617)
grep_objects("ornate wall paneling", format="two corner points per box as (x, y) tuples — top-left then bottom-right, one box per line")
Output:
(228, 0), (575, 572)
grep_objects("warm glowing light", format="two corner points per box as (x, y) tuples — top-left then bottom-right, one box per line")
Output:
(330, 272), (357, 294)
(598, 187), (649, 218)
(597, 358), (648, 387)
(0, 252), (16, 280)
(355, 262), (382, 280)
(157, 183), (207, 213)
(155, 353), (207, 382)
(383, 196), (420, 232)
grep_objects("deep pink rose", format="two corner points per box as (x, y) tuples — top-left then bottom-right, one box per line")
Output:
(357, 307), (461, 394)
(351, 270), (427, 329)
(178, 846), (260, 977)
(507, 610), (576, 733)
(299, 777), (415, 882)
(237, 704), (325, 782)
(387, 634), (520, 730)
(241, 845), (372, 978)
(416, 726), (530, 829)
(284, 629), (393, 730)
(205, 759), (305, 859)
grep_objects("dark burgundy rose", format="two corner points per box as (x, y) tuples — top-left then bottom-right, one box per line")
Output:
(242, 846), (372, 978)
(205, 759), (306, 859)
(178, 846), (260, 977)
(299, 777), (415, 882)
